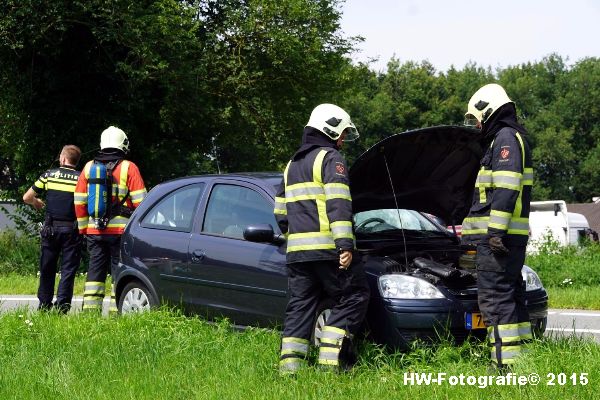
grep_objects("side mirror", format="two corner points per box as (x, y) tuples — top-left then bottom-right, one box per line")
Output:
(244, 224), (285, 245)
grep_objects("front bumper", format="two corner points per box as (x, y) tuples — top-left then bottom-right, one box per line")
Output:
(366, 287), (549, 350)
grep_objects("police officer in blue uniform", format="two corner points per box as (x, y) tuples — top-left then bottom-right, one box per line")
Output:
(23, 145), (82, 313)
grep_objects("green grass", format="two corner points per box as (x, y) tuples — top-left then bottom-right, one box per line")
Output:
(0, 273), (85, 295)
(0, 310), (598, 400)
(547, 286), (600, 310)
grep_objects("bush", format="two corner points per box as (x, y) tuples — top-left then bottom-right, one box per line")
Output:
(526, 241), (600, 287)
(0, 230), (39, 274)
(0, 230), (89, 275)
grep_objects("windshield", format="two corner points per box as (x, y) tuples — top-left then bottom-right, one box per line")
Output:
(354, 209), (441, 234)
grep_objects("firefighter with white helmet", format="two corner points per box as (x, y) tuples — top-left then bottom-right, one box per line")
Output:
(462, 84), (534, 370)
(100, 126), (130, 153)
(75, 126), (146, 313)
(274, 103), (369, 374)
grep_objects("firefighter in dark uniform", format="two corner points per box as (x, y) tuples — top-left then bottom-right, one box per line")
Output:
(462, 84), (534, 370)
(23, 145), (82, 313)
(274, 104), (370, 374)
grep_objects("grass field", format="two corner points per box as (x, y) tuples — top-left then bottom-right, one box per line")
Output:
(0, 310), (598, 400)
(546, 286), (600, 310)
(0, 273), (86, 296)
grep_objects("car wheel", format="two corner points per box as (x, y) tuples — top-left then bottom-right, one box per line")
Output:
(532, 317), (547, 338)
(119, 281), (157, 314)
(312, 298), (335, 346)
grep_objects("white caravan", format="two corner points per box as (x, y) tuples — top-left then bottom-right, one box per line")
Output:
(527, 200), (591, 253)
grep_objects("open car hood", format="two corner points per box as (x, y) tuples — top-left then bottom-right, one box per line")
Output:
(349, 125), (486, 225)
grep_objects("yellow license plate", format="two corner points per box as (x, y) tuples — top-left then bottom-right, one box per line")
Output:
(465, 312), (486, 330)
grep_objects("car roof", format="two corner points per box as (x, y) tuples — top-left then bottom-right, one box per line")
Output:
(158, 172), (283, 192)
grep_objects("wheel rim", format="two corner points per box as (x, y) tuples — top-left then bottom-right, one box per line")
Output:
(313, 308), (332, 346)
(121, 287), (151, 314)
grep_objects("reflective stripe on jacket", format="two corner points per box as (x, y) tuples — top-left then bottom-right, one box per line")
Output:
(461, 127), (533, 246)
(274, 147), (354, 264)
(74, 159), (146, 235)
(32, 166), (80, 221)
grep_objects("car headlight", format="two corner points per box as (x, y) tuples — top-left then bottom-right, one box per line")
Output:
(378, 274), (445, 299)
(522, 265), (544, 291)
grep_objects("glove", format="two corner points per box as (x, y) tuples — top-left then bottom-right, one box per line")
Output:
(489, 236), (509, 255)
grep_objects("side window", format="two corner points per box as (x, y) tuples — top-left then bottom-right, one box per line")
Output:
(202, 184), (278, 239)
(141, 183), (204, 232)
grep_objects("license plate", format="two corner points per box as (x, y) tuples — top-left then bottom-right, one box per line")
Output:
(465, 312), (486, 330)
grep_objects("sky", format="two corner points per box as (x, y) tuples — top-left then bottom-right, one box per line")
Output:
(340, 0), (600, 72)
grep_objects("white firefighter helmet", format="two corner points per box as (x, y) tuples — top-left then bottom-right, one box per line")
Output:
(306, 103), (359, 141)
(464, 83), (513, 127)
(100, 126), (129, 153)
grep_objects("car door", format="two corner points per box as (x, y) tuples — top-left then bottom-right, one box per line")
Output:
(186, 180), (288, 326)
(132, 183), (205, 310)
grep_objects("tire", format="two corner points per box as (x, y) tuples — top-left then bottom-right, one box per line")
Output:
(312, 298), (360, 369)
(531, 317), (547, 338)
(312, 298), (336, 346)
(118, 280), (158, 314)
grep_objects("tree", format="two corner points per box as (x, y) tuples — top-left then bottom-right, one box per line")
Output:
(0, 0), (359, 199)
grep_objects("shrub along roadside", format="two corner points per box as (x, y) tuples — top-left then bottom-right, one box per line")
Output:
(0, 310), (597, 400)
(0, 230), (39, 275)
(0, 230), (88, 276)
(525, 241), (600, 288)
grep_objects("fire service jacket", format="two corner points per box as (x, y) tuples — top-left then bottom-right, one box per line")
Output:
(274, 147), (355, 264)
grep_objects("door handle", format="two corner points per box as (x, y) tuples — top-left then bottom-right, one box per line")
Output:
(191, 249), (205, 263)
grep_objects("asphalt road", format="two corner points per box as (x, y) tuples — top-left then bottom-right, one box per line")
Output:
(545, 309), (600, 342)
(1, 295), (599, 342)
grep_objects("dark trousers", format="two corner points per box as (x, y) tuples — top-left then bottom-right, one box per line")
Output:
(86, 235), (121, 283)
(476, 244), (528, 326)
(477, 243), (531, 366)
(83, 235), (121, 312)
(282, 259), (370, 340)
(38, 226), (82, 311)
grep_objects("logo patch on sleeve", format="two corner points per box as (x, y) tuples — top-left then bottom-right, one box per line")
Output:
(335, 162), (345, 175)
(500, 148), (510, 159)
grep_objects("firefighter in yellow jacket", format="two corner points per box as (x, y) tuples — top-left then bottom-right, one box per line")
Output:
(75, 126), (146, 313)
(462, 84), (534, 370)
(274, 104), (369, 373)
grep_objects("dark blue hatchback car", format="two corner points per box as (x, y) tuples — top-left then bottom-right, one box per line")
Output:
(114, 126), (548, 350)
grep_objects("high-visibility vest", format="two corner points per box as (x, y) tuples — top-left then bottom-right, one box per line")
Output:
(274, 147), (355, 264)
